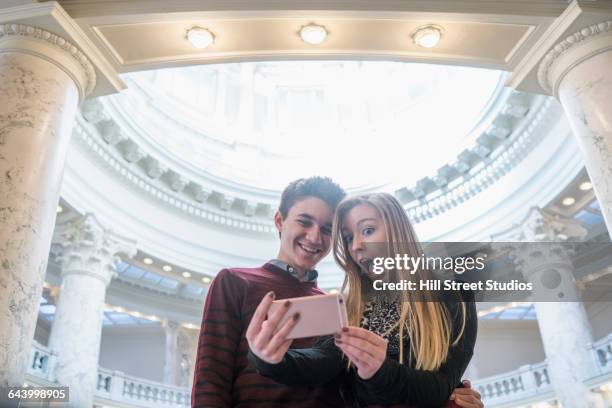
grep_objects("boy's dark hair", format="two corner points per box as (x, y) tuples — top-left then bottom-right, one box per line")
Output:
(279, 177), (346, 219)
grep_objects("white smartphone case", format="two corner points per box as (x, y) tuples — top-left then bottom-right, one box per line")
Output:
(268, 293), (348, 339)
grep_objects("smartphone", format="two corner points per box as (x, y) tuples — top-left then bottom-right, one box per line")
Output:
(268, 293), (348, 339)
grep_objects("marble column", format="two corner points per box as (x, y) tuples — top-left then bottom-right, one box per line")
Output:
(493, 207), (599, 408)
(163, 320), (181, 386)
(177, 327), (199, 388)
(538, 20), (612, 235)
(48, 214), (135, 408)
(0, 24), (95, 387)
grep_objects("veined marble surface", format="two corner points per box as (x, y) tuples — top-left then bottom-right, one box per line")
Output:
(558, 50), (612, 236)
(0, 52), (78, 387)
(49, 273), (107, 407)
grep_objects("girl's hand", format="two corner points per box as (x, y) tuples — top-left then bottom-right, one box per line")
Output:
(335, 327), (388, 380)
(450, 380), (484, 408)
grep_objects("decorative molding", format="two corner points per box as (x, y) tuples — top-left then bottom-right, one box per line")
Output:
(537, 20), (612, 94)
(55, 0), (570, 18)
(73, 91), (555, 231)
(0, 23), (96, 97)
(406, 96), (553, 223)
(72, 119), (277, 233)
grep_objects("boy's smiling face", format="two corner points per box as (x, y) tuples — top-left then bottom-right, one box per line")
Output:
(275, 196), (334, 273)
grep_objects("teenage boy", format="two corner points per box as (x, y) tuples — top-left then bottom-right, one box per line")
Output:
(192, 177), (483, 408)
(192, 177), (346, 407)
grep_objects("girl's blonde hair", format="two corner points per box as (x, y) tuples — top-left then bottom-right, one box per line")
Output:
(332, 193), (466, 370)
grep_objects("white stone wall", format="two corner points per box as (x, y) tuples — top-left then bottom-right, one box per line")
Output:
(470, 321), (546, 378)
(586, 301), (612, 340)
(98, 326), (166, 382)
(33, 320), (51, 347)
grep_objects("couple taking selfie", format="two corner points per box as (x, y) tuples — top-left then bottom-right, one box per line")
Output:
(192, 177), (481, 408)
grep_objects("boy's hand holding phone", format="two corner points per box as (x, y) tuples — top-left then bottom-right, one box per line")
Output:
(246, 291), (300, 364)
(247, 292), (348, 364)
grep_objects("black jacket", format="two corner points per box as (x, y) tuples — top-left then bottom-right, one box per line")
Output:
(248, 293), (477, 408)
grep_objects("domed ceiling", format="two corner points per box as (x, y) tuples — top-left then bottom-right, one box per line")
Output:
(65, 57), (580, 287)
(112, 61), (503, 191)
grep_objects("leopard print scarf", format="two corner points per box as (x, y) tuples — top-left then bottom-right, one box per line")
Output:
(360, 297), (408, 355)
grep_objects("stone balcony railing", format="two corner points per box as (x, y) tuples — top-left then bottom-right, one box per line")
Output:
(26, 341), (190, 407)
(95, 367), (189, 406)
(473, 333), (612, 406)
(25, 332), (612, 408)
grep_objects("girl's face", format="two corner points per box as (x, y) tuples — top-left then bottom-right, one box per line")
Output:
(341, 203), (388, 280)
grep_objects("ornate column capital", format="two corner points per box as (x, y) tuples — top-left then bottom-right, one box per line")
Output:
(53, 213), (137, 286)
(162, 319), (181, 334)
(493, 207), (587, 243)
(491, 207), (587, 294)
(538, 20), (612, 96)
(0, 23), (96, 100)
(491, 207), (587, 271)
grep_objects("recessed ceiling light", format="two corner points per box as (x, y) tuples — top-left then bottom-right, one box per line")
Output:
(579, 181), (592, 191)
(187, 27), (215, 49)
(182, 271), (192, 278)
(143, 257), (153, 265)
(300, 24), (328, 45)
(162, 265), (173, 272)
(56, 205), (63, 213)
(412, 25), (444, 48)
(201, 276), (211, 284)
(562, 197), (575, 206)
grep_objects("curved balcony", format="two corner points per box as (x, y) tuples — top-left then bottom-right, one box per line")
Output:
(25, 331), (612, 408)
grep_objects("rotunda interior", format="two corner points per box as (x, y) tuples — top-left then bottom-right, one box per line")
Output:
(1, 1), (612, 407)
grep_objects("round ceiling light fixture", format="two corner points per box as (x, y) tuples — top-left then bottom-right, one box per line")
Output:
(182, 271), (192, 278)
(411, 25), (444, 48)
(143, 257), (154, 265)
(162, 265), (173, 272)
(300, 24), (328, 45)
(562, 197), (576, 206)
(201, 276), (212, 284)
(187, 27), (215, 49)
(579, 181), (592, 191)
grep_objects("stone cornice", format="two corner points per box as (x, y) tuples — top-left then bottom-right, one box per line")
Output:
(73, 84), (552, 233)
(72, 118), (278, 233)
(407, 96), (553, 223)
(0, 23), (96, 99)
(507, 0), (612, 94)
(537, 19), (612, 94)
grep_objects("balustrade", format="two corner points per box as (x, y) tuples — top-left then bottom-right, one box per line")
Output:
(26, 334), (612, 408)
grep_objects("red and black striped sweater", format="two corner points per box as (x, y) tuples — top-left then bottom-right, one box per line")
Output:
(191, 263), (344, 408)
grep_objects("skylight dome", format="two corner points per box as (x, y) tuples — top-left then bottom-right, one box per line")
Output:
(116, 61), (503, 191)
